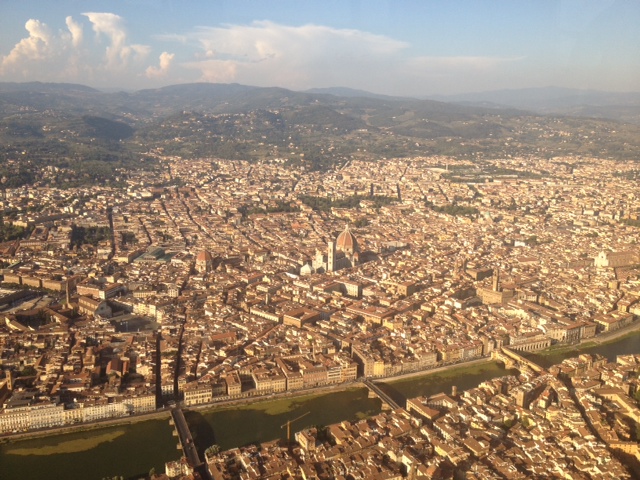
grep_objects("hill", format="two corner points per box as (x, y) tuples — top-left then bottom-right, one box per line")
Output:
(1, 81), (640, 187)
(429, 86), (640, 124)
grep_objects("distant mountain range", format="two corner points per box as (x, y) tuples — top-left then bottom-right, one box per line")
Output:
(2, 81), (640, 188)
(305, 86), (415, 102)
(428, 87), (640, 124)
(428, 86), (640, 108)
(306, 85), (640, 124)
(0, 80), (531, 137)
(2, 81), (639, 123)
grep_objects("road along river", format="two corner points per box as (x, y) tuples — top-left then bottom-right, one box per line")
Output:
(2, 330), (639, 480)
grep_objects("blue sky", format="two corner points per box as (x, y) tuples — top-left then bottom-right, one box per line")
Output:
(1, 0), (638, 95)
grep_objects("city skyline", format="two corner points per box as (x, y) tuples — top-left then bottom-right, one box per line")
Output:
(1, 0), (639, 96)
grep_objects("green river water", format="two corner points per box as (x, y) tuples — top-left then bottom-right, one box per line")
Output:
(2, 331), (639, 480)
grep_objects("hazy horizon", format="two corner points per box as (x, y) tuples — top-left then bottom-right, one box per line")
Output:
(1, 1), (639, 96)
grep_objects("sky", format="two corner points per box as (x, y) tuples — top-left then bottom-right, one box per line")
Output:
(0, 0), (639, 96)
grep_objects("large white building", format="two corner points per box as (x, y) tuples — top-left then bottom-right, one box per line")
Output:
(594, 250), (639, 268)
(0, 392), (156, 433)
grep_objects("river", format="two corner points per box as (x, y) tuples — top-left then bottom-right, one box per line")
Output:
(2, 331), (639, 480)
(526, 330), (640, 368)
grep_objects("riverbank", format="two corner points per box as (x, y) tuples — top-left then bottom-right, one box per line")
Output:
(528, 328), (640, 370)
(4, 330), (639, 480)
(0, 381), (364, 444)
(190, 358), (498, 415)
(0, 358), (499, 443)
(4, 324), (637, 444)
(0, 408), (171, 444)
(585, 319), (640, 345)
(0, 416), (179, 480)
(534, 320), (640, 358)
(190, 380), (361, 415)
(383, 357), (494, 384)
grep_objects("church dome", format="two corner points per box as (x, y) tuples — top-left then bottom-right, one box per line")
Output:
(336, 224), (359, 255)
(195, 250), (213, 273)
(196, 250), (213, 263)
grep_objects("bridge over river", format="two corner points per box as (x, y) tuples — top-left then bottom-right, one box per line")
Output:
(492, 346), (546, 374)
(363, 379), (403, 410)
(170, 407), (213, 480)
(364, 348), (546, 411)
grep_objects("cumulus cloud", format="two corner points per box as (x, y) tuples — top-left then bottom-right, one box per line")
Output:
(1, 14), (526, 94)
(65, 16), (83, 48)
(180, 21), (409, 89)
(82, 12), (150, 69)
(1, 19), (53, 68)
(175, 21), (524, 95)
(0, 12), (160, 86)
(146, 51), (175, 78)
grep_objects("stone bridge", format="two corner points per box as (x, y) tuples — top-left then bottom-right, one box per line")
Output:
(170, 407), (212, 480)
(492, 346), (546, 375)
(363, 379), (403, 410)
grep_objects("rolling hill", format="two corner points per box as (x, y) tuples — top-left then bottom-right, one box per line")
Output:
(1, 81), (639, 187)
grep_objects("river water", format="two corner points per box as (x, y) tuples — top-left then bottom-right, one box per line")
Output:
(2, 331), (639, 480)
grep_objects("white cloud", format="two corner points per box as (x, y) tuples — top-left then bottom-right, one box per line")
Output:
(0, 14), (527, 94)
(82, 12), (150, 69)
(181, 21), (409, 89)
(176, 21), (525, 95)
(1, 19), (53, 69)
(65, 16), (83, 48)
(146, 51), (175, 78)
(0, 12), (160, 86)
(191, 21), (407, 61)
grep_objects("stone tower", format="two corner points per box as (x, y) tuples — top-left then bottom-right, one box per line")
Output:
(327, 241), (336, 272)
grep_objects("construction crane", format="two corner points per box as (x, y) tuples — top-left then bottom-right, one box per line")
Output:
(280, 411), (310, 444)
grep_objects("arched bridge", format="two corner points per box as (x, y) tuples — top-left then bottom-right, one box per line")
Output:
(492, 347), (545, 375)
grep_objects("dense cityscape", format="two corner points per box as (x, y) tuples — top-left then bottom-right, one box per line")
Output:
(204, 353), (640, 480)
(3, 1), (640, 477)
(0, 0), (640, 480)
(1, 150), (640, 478)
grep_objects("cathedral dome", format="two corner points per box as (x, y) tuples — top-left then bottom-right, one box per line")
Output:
(196, 250), (213, 263)
(195, 250), (213, 273)
(336, 224), (359, 255)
